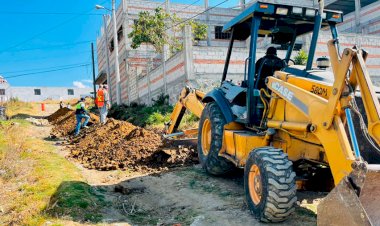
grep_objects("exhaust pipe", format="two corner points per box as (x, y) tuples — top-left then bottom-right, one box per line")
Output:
(306, 0), (325, 70)
(318, 0), (325, 14)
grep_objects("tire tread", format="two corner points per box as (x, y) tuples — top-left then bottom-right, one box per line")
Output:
(245, 147), (297, 222)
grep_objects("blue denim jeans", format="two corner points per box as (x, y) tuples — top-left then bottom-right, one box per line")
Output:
(75, 114), (90, 135)
(99, 105), (108, 124)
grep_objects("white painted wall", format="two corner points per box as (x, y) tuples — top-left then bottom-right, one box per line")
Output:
(7, 87), (92, 102)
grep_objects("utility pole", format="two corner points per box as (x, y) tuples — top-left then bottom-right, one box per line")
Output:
(103, 15), (112, 104)
(112, 0), (121, 105)
(91, 43), (97, 101)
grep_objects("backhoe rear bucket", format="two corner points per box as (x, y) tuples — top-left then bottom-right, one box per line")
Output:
(318, 164), (380, 226)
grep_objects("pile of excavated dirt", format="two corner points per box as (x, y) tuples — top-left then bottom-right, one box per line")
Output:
(69, 118), (197, 171)
(47, 107), (71, 122)
(49, 108), (99, 137)
(48, 109), (198, 172)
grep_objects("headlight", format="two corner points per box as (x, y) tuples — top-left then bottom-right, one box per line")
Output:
(292, 7), (303, 15)
(276, 7), (289, 15)
(305, 9), (316, 17)
(332, 13), (341, 19)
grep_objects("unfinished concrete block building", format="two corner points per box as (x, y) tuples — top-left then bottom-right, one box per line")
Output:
(95, 0), (380, 106)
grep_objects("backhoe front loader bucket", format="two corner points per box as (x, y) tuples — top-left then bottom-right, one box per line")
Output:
(318, 164), (380, 226)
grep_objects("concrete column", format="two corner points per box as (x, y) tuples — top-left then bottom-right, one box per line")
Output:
(162, 0), (170, 95)
(122, 0), (131, 105)
(103, 15), (112, 105)
(147, 58), (153, 106)
(135, 68), (139, 104)
(355, 0), (361, 33)
(205, 0), (211, 46)
(183, 25), (194, 81)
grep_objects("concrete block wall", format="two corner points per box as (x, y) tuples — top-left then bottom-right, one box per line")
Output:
(313, 31), (380, 84)
(336, 1), (380, 35)
(134, 44), (291, 106)
(119, 34), (380, 107)
(192, 46), (248, 91)
(192, 46), (290, 91)
(137, 51), (186, 105)
(247, 0), (316, 7)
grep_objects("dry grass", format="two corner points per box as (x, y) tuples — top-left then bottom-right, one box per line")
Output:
(0, 120), (105, 225)
(0, 122), (31, 181)
(5, 100), (38, 118)
(4, 99), (92, 119)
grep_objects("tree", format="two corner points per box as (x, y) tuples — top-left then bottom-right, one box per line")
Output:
(294, 50), (308, 65)
(128, 7), (207, 55)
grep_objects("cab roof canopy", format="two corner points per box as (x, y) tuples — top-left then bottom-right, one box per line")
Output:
(223, 1), (343, 43)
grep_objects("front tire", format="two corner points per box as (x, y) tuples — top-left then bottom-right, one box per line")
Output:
(244, 147), (297, 222)
(197, 102), (234, 175)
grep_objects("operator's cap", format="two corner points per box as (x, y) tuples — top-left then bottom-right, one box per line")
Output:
(266, 47), (277, 55)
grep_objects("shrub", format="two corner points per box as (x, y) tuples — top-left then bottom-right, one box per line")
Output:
(294, 50), (308, 65)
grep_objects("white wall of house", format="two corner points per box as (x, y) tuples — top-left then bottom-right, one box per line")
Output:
(7, 87), (92, 102)
(0, 77), (10, 103)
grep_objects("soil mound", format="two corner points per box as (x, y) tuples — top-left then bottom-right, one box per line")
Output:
(69, 119), (197, 171)
(48, 109), (197, 172)
(47, 107), (71, 122)
(50, 109), (99, 137)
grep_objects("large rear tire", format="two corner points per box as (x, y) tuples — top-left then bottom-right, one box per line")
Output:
(244, 147), (297, 222)
(197, 102), (234, 175)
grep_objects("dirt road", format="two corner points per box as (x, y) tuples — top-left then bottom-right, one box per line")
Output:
(53, 139), (321, 226)
(22, 108), (322, 225)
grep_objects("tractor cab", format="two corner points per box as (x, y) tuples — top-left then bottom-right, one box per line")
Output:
(214, 1), (343, 126)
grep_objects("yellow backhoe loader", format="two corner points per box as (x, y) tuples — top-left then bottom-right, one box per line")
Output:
(165, 1), (380, 225)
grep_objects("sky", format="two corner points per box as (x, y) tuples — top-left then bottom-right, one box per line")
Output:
(0, 0), (238, 88)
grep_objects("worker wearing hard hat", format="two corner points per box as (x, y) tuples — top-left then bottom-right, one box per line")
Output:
(96, 84), (110, 124)
(74, 97), (90, 136)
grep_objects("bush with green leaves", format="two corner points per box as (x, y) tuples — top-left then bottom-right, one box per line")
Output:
(294, 50), (308, 65)
(108, 94), (198, 129)
(128, 7), (207, 56)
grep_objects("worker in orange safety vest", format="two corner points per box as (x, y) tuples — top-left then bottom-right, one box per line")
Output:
(96, 85), (105, 108)
(96, 84), (110, 124)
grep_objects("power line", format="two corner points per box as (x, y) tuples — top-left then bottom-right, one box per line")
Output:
(3, 64), (91, 79)
(1, 17), (84, 52)
(0, 0), (108, 52)
(0, 11), (103, 16)
(180, 0), (201, 10)
(0, 50), (93, 63)
(165, 0), (230, 31)
(9, 41), (95, 52)
(157, 1), (166, 8)
(0, 62), (91, 75)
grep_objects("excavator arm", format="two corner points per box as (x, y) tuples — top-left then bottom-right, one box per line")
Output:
(266, 39), (380, 225)
(317, 41), (380, 226)
(351, 51), (380, 145)
(164, 87), (205, 138)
